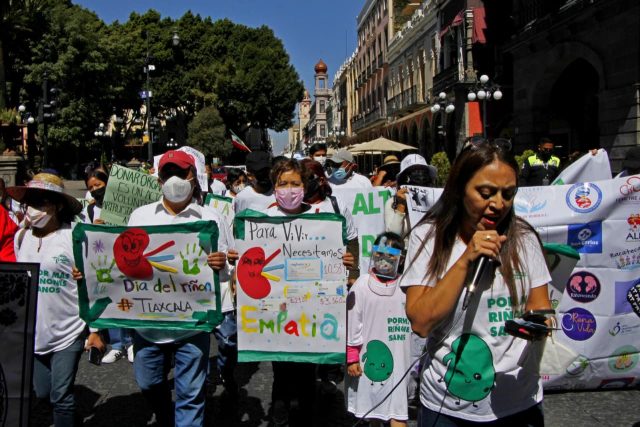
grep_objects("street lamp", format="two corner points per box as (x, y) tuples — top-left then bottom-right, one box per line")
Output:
(328, 127), (345, 147)
(430, 92), (455, 152)
(94, 123), (108, 165)
(467, 74), (502, 138)
(167, 138), (178, 148)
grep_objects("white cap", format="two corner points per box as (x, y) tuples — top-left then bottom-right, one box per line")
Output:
(398, 154), (437, 182)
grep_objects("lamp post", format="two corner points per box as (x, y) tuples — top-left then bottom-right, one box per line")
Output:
(94, 122), (109, 165)
(166, 138), (178, 149)
(430, 92), (455, 152)
(328, 127), (345, 148)
(467, 74), (502, 138)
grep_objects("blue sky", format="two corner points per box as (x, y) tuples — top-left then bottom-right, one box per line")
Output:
(73, 0), (363, 154)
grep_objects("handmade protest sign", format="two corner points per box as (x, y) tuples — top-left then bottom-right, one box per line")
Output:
(404, 185), (441, 229)
(234, 210), (348, 363)
(0, 262), (39, 426)
(100, 164), (162, 225)
(72, 221), (223, 331)
(204, 193), (234, 227)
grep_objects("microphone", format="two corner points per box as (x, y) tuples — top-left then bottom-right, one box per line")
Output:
(462, 256), (496, 310)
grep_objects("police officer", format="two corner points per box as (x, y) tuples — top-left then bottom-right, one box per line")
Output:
(520, 137), (561, 186)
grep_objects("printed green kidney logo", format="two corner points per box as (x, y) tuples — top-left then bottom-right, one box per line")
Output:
(362, 340), (394, 383)
(608, 345), (639, 373)
(443, 334), (495, 403)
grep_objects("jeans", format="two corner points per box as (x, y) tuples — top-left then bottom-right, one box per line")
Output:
(212, 311), (237, 379)
(133, 332), (210, 427)
(107, 328), (133, 351)
(418, 403), (544, 427)
(33, 337), (84, 427)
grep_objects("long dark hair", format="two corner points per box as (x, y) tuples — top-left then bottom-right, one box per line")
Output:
(410, 144), (541, 310)
(270, 159), (310, 192)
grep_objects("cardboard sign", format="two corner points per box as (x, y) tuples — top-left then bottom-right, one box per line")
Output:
(100, 164), (162, 226)
(72, 221), (223, 331)
(204, 194), (234, 227)
(234, 210), (348, 363)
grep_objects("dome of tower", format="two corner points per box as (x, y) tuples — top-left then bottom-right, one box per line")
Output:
(314, 59), (328, 74)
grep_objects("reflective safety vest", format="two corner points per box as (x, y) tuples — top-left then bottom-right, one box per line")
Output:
(526, 154), (560, 169)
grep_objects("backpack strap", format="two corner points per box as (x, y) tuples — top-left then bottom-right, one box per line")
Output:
(87, 203), (95, 223)
(328, 195), (340, 215)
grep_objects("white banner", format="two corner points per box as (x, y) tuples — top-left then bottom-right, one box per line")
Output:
(332, 187), (393, 274)
(552, 149), (612, 185)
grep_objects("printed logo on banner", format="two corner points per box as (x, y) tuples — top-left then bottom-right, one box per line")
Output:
(567, 222), (602, 253)
(566, 354), (590, 377)
(561, 307), (597, 341)
(608, 321), (640, 337)
(566, 183), (603, 213)
(617, 176), (640, 204)
(626, 213), (640, 243)
(597, 377), (636, 389)
(614, 278), (640, 314)
(610, 246), (640, 270)
(566, 271), (601, 303)
(608, 345), (639, 373)
(514, 187), (548, 218)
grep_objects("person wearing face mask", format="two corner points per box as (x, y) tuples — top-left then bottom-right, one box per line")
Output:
(520, 137), (561, 186)
(308, 142), (328, 167)
(326, 149), (372, 189)
(384, 154), (438, 240)
(263, 159), (318, 426)
(346, 232), (411, 427)
(224, 167), (248, 198)
(124, 150), (234, 427)
(7, 173), (105, 426)
(82, 168), (109, 224)
(233, 151), (276, 214)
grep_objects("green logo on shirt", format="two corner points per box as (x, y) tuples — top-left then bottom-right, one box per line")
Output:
(443, 334), (495, 403)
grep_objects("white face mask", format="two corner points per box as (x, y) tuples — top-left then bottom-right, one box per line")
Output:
(313, 156), (327, 166)
(27, 206), (53, 228)
(162, 176), (194, 203)
(231, 183), (246, 194)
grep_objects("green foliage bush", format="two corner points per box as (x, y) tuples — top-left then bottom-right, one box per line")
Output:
(515, 149), (535, 171)
(430, 152), (451, 187)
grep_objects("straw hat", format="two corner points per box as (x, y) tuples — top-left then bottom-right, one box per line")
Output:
(6, 173), (83, 215)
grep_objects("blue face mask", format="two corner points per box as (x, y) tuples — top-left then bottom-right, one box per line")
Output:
(331, 167), (348, 182)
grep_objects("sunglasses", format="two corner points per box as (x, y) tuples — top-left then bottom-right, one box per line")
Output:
(464, 137), (512, 152)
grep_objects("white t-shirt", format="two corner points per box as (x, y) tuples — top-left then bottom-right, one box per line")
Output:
(16, 225), (87, 354)
(399, 222), (551, 422)
(233, 186), (275, 215)
(309, 196), (358, 241)
(329, 172), (373, 190)
(209, 179), (227, 196)
(81, 203), (102, 224)
(346, 273), (411, 421)
(128, 200), (235, 342)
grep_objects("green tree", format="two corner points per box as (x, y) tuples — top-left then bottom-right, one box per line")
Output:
(186, 106), (228, 160)
(515, 149), (535, 171)
(430, 151), (451, 187)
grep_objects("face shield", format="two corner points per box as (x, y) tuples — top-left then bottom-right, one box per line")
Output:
(369, 238), (402, 280)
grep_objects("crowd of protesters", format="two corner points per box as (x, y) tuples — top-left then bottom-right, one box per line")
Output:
(0, 138), (635, 427)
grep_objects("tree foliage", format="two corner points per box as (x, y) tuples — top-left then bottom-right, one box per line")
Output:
(0, 2), (303, 170)
(186, 106), (229, 160)
(430, 151), (451, 187)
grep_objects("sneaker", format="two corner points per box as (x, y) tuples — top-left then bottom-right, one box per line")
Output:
(127, 345), (134, 363)
(101, 349), (124, 364)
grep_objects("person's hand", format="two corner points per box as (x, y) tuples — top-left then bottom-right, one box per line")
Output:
(460, 230), (507, 267)
(207, 252), (227, 270)
(93, 218), (106, 225)
(85, 332), (106, 353)
(347, 362), (362, 377)
(342, 251), (355, 269)
(227, 249), (239, 265)
(72, 267), (84, 281)
(395, 187), (408, 202)
(383, 180), (396, 188)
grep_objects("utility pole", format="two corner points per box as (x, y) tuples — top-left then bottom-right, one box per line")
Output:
(40, 72), (49, 168)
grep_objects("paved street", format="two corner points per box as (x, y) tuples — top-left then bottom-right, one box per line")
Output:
(29, 341), (640, 427)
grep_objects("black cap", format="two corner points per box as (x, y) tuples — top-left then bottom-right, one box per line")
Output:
(245, 151), (271, 173)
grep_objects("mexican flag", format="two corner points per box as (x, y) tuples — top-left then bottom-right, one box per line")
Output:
(230, 130), (251, 152)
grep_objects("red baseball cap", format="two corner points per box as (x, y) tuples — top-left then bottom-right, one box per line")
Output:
(158, 150), (196, 172)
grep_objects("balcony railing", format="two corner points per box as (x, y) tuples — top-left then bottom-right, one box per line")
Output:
(387, 87), (424, 116)
(351, 105), (386, 131)
(432, 65), (462, 96)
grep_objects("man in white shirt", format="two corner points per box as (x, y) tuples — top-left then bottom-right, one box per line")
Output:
(233, 151), (275, 214)
(128, 150), (232, 427)
(327, 149), (373, 189)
